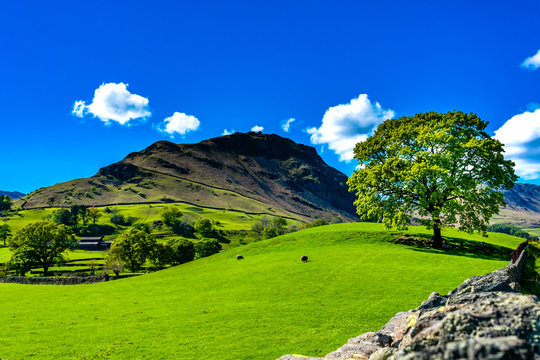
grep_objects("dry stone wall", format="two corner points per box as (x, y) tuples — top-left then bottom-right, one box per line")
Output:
(278, 244), (539, 360)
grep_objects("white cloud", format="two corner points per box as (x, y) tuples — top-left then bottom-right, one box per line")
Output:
(160, 112), (200, 136)
(521, 49), (540, 70)
(72, 82), (151, 125)
(307, 94), (394, 161)
(494, 108), (540, 180)
(72, 100), (86, 118)
(281, 118), (295, 132)
(222, 129), (235, 135)
(251, 125), (264, 132)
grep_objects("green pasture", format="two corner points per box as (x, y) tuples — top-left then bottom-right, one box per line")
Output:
(4, 202), (289, 232)
(0, 223), (522, 360)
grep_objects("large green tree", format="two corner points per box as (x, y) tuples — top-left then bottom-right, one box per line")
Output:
(109, 227), (156, 272)
(347, 111), (516, 248)
(9, 221), (74, 275)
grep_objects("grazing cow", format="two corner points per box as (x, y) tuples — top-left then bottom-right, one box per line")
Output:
(236, 255), (244, 260)
(301, 255), (308, 262)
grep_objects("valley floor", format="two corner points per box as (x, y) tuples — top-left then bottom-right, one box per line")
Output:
(0, 223), (525, 360)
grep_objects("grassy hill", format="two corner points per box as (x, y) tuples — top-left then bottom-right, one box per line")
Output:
(19, 132), (358, 222)
(0, 223), (523, 360)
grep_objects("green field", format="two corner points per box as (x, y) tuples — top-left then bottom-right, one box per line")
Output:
(0, 223), (523, 360)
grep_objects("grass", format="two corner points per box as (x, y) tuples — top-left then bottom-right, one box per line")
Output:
(0, 223), (523, 360)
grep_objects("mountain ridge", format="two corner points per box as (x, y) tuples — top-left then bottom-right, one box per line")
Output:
(0, 191), (25, 199)
(21, 132), (359, 221)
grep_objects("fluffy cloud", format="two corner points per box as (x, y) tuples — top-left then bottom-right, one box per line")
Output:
(72, 82), (151, 125)
(494, 109), (540, 180)
(160, 112), (200, 136)
(281, 118), (295, 132)
(307, 94), (394, 161)
(251, 125), (264, 132)
(521, 49), (540, 70)
(222, 129), (235, 135)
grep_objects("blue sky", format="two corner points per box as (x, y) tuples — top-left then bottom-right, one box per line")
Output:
(1, 0), (540, 193)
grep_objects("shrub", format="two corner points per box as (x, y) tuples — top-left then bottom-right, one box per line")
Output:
(194, 239), (222, 258)
(149, 242), (173, 269)
(161, 207), (183, 227)
(168, 238), (196, 265)
(172, 221), (195, 237)
(194, 218), (214, 237)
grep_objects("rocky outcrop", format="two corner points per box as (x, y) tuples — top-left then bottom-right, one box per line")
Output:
(278, 243), (539, 360)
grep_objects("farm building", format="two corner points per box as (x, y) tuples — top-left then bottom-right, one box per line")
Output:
(77, 237), (113, 250)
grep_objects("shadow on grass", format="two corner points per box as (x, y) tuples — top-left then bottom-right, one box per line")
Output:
(390, 233), (513, 262)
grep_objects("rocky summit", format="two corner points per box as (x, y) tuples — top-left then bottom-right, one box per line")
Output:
(20, 132), (358, 221)
(278, 244), (539, 360)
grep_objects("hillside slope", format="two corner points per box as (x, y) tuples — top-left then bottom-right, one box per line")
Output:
(494, 183), (540, 230)
(0, 223), (522, 360)
(21, 132), (358, 221)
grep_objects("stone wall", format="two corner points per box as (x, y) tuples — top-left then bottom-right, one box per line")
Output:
(0, 274), (110, 285)
(278, 243), (539, 360)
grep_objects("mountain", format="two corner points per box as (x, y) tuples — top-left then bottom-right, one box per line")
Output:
(495, 183), (540, 229)
(21, 132), (358, 221)
(0, 191), (25, 199)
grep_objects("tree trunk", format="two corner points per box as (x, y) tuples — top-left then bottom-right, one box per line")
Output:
(43, 263), (48, 276)
(433, 220), (443, 249)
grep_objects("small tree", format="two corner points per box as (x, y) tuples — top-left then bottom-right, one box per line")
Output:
(132, 222), (152, 234)
(108, 228), (156, 272)
(0, 224), (11, 246)
(194, 218), (214, 237)
(348, 111), (517, 248)
(9, 221), (74, 275)
(87, 207), (102, 225)
(160, 207), (183, 228)
(194, 239), (222, 258)
(0, 195), (11, 214)
(149, 242), (173, 269)
(168, 238), (195, 265)
(52, 208), (75, 226)
(105, 253), (124, 277)
(171, 220), (195, 237)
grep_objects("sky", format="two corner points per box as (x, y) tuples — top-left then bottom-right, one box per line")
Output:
(1, 0), (540, 193)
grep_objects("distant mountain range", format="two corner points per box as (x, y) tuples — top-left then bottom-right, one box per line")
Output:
(0, 190), (25, 199)
(20, 132), (359, 221)
(495, 183), (540, 229)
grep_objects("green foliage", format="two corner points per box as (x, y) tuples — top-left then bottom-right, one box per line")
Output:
(109, 227), (156, 272)
(105, 252), (124, 277)
(348, 111), (517, 248)
(0, 224), (11, 245)
(132, 222), (152, 234)
(51, 208), (75, 226)
(489, 224), (538, 241)
(160, 206), (183, 227)
(194, 238), (221, 258)
(149, 242), (173, 269)
(71, 205), (87, 226)
(110, 213), (133, 226)
(194, 218), (214, 236)
(9, 221), (74, 275)
(171, 220), (195, 237)
(168, 238), (196, 265)
(87, 207), (102, 225)
(251, 216), (288, 239)
(301, 219), (329, 229)
(0, 195), (12, 214)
